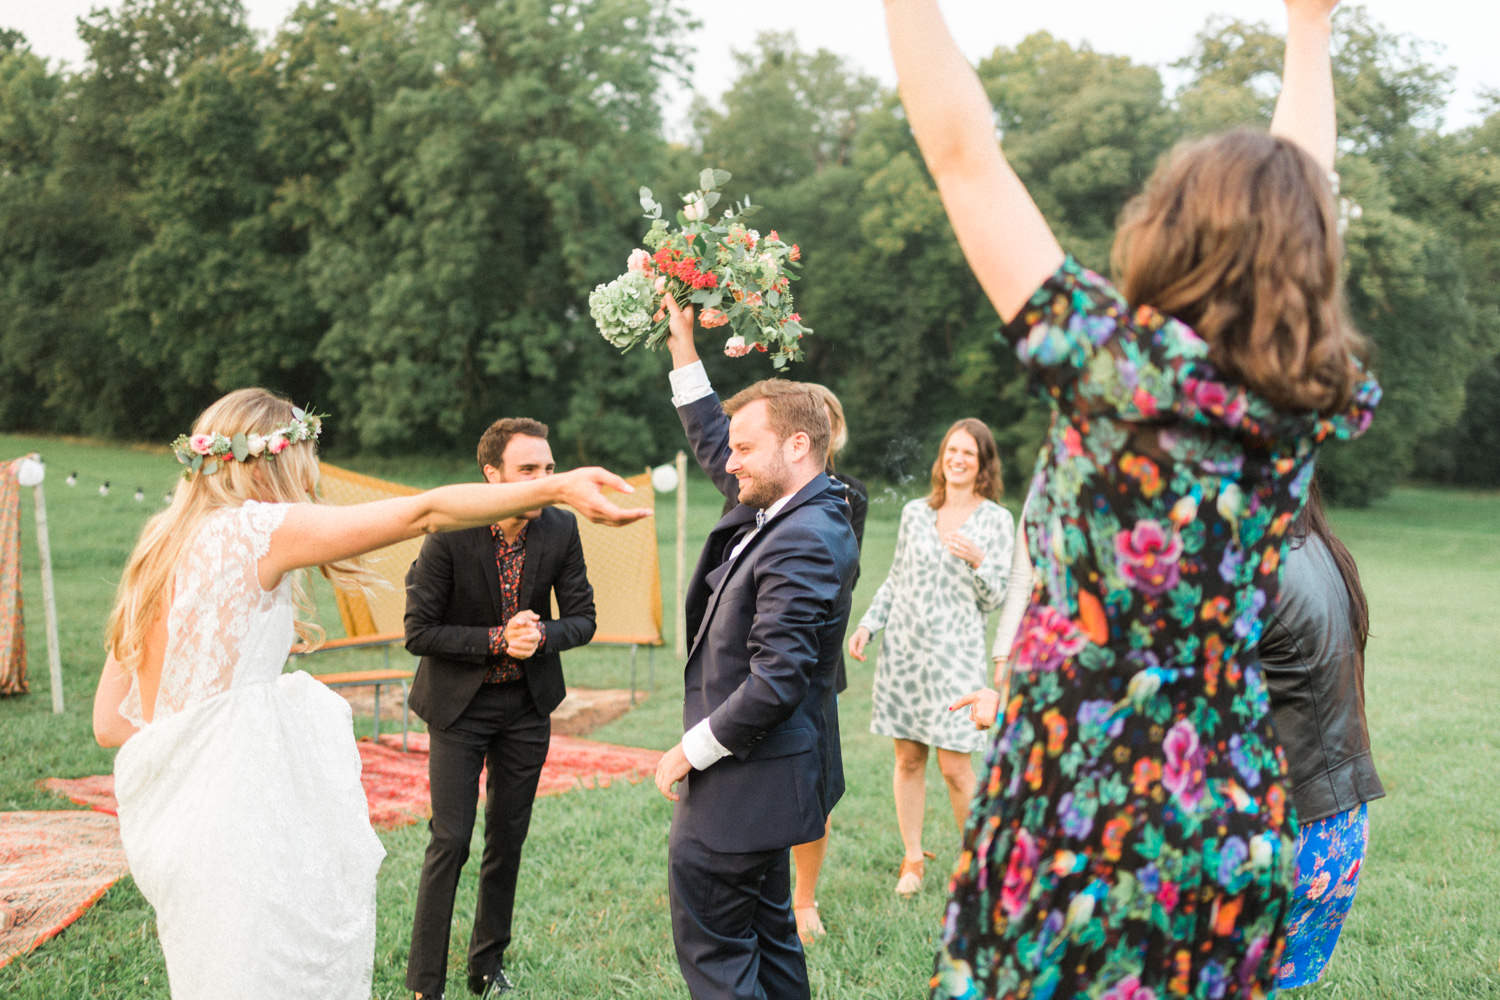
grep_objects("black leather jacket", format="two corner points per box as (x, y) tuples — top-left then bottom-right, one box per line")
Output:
(1258, 534), (1385, 824)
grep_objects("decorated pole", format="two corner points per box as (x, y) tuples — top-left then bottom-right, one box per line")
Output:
(675, 450), (688, 659)
(16, 456), (62, 713)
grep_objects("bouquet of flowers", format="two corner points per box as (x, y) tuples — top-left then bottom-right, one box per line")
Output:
(589, 168), (811, 369)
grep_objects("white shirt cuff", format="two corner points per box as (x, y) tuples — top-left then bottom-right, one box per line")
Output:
(669, 361), (714, 408)
(681, 717), (731, 770)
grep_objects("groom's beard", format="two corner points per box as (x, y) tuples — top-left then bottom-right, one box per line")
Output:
(736, 453), (790, 511)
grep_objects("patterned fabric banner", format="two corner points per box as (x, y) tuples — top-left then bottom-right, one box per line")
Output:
(0, 458), (26, 696)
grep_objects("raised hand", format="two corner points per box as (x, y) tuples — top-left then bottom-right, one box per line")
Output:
(551, 468), (652, 526)
(662, 293), (701, 369)
(1284, 0), (1338, 17)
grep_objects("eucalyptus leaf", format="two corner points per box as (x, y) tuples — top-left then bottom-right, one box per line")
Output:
(698, 168), (717, 191)
(202, 459), (220, 476)
(711, 169), (732, 187)
(291, 406), (306, 421)
(191, 455), (203, 473)
(704, 191), (720, 210)
(230, 433), (249, 462)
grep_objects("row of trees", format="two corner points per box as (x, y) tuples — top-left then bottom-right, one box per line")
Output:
(1, 1), (1495, 501)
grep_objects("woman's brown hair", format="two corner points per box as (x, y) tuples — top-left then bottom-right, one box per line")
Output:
(1112, 129), (1368, 415)
(928, 418), (1002, 508)
(1291, 475), (1370, 653)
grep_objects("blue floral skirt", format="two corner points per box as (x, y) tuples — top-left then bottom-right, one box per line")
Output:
(1277, 802), (1369, 988)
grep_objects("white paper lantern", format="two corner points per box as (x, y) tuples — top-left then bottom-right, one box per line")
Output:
(650, 463), (679, 494)
(16, 457), (45, 487)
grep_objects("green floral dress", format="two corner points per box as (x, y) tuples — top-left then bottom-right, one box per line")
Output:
(932, 258), (1379, 1000)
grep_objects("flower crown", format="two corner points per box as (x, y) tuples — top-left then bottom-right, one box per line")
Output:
(170, 407), (325, 477)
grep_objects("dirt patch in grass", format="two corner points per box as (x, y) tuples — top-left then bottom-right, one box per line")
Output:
(336, 685), (642, 737)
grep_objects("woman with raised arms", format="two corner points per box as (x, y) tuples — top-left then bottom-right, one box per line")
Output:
(882, 1), (1378, 996)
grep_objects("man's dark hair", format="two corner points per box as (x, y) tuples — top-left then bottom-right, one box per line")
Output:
(477, 417), (549, 473)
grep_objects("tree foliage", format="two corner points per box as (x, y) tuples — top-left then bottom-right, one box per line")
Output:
(0, 3), (1494, 499)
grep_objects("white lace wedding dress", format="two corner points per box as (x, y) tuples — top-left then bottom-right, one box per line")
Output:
(112, 501), (386, 999)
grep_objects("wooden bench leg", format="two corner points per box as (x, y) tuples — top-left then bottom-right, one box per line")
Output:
(372, 682), (382, 743)
(400, 680), (410, 752)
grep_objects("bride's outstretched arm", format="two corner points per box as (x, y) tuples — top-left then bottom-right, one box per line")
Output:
(1270, 0), (1339, 172)
(884, 0), (1063, 323)
(261, 466), (649, 588)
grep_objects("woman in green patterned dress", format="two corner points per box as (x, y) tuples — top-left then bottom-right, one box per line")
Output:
(882, 1), (1378, 997)
(849, 419), (1014, 897)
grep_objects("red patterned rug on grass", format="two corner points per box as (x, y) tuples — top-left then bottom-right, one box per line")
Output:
(0, 811), (129, 969)
(44, 733), (663, 831)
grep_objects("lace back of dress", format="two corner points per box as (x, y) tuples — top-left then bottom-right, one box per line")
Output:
(148, 502), (292, 723)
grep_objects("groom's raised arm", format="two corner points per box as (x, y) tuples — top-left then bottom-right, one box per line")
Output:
(663, 294), (740, 504)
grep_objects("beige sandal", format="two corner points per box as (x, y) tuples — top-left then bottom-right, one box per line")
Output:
(794, 901), (826, 944)
(895, 851), (936, 897)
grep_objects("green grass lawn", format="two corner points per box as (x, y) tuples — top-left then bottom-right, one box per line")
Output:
(1, 432), (1497, 998)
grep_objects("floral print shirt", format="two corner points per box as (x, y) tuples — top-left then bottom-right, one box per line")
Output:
(484, 522), (544, 684)
(933, 257), (1379, 999)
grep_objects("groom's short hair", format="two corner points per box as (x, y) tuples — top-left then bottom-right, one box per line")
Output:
(477, 417), (549, 473)
(722, 380), (830, 464)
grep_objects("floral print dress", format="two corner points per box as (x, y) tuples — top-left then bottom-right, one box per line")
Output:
(932, 258), (1379, 1000)
(1277, 803), (1369, 988)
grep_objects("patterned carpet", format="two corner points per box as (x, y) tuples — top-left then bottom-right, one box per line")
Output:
(43, 732), (664, 830)
(0, 811), (129, 969)
(21, 733), (660, 968)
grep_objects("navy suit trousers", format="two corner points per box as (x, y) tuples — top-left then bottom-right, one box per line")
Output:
(668, 815), (809, 1000)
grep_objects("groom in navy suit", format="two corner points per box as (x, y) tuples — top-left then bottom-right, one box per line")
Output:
(653, 313), (859, 999)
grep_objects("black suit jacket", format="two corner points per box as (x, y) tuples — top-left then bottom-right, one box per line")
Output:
(674, 394), (859, 853)
(404, 507), (596, 731)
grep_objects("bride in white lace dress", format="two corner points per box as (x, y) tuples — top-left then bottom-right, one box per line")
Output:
(91, 388), (647, 1000)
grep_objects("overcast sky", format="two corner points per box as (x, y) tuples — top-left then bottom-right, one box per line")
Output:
(9, 1), (1497, 130)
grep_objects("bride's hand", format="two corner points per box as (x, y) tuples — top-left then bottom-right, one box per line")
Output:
(552, 468), (652, 526)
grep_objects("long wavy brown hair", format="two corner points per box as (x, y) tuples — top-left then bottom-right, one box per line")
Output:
(1290, 475), (1369, 653)
(104, 388), (372, 671)
(928, 418), (1002, 509)
(1112, 129), (1368, 414)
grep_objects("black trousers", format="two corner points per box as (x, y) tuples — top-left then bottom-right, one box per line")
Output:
(668, 820), (809, 1000)
(407, 681), (551, 996)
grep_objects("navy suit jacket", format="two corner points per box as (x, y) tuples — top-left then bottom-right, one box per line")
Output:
(403, 507), (595, 731)
(674, 394), (859, 853)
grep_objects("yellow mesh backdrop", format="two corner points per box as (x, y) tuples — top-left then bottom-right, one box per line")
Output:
(557, 471), (662, 646)
(316, 465), (662, 646)
(316, 464), (422, 637)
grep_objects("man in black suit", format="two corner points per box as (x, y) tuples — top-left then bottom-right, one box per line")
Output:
(653, 298), (860, 1000)
(404, 418), (596, 1000)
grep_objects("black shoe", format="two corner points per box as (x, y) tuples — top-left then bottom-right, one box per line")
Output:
(468, 967), (514, 997)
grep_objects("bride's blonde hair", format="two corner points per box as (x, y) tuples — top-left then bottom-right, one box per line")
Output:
(105, 388), (370, 671)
